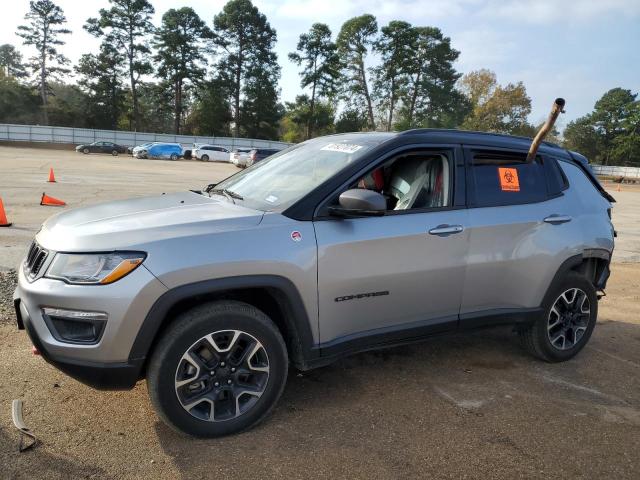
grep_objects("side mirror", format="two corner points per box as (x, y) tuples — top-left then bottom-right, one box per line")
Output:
(328, 189), (386, 217)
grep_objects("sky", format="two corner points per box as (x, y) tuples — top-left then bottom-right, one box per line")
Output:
(2, 0), (639, 129)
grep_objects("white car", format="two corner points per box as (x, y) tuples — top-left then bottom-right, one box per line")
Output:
(230, 148), (253, 167)
(193, 145), (230, 162)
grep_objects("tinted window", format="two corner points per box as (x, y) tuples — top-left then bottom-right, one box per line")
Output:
(471, 151), (547, 207)
(545, 157), (569, 195)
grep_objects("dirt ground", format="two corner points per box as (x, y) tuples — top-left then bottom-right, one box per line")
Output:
(0, 146), (639, 479)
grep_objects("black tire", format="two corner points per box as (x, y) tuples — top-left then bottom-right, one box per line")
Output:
(519, 272), (598, 362)
(112, 150), (118, 156)
(83, 148), (89, 154)
(170, 153), (178, 161)
(147, 300), (288, 437)
(201, 154), (209, 161)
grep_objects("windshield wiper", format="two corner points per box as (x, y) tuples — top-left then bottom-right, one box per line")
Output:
(209, 188), (244, 204)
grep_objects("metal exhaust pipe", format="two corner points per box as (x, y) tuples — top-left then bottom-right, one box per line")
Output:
(526, 98), (565, 162)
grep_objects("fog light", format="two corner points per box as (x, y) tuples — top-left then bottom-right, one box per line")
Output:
(42, 308), (107, 344)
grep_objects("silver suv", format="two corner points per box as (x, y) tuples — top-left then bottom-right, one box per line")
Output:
(14, 130), (615, 437)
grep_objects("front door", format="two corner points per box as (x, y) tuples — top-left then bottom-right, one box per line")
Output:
(314, 148), (469, 348)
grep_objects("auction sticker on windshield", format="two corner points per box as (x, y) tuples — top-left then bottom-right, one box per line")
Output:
(321, 143), (363, 154)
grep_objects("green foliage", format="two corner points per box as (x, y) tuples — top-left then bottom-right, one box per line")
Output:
(185, 79), (233, 137)
(372, 21), (414, 131)
(281, 95), (334, 143)
(335, 108), (369, 133)
(16, 0), (71, 124)
(0, 75), (41, 124)
(0, 44), (28, 78)
(398, 27), (467, 129)
(154, 7), (211, 134)
(213, 0), (280, 138)
(76, 45), (125, 130)
(336, 14), (378, 130)
(564, 89), (639, 165)
(460, 70), (534, 135)
(85, 0), (155, 130)
(289, 23), (341, 139)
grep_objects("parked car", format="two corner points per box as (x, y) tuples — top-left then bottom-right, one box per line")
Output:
(246, 148), (281, 167)
(75, 141), (128, 156)
(135, 143), (182, 160)
(14, 130), (615, 438)
(194, 145), (230, 162)
(230, 148), (253, 167)
(131, 142), (157, 157)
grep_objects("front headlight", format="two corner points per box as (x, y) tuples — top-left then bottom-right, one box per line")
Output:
(46, 252), (146, 285)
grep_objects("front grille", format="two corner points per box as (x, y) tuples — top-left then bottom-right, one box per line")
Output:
(24, 241), (48, 279)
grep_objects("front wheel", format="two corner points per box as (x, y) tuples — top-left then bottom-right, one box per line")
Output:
(519, 272), (598, 362)
(112, 150), (119, 156)
(146, 301), (288, 437)
(83, 148), (89, 154)
(201, 154), (209, 161)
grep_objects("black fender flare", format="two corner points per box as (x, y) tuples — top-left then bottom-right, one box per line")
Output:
(128, 275), (319, 368)
(542, 250), (611, 307)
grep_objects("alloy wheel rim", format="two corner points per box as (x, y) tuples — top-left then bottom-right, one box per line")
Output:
(174, 329), (270, 422)
(547, 288), (590, 351)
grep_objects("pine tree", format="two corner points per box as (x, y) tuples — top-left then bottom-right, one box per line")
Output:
(289, 23), (341, 139)
(213, 0), (280, 138)
(336, 14), (378, 130)
(0, 44), (28, 78)
(76, 45), (125, 130)
(154, 7), (211, 134)
(85, 0), (155, 131)
(16, 0), (71, 125)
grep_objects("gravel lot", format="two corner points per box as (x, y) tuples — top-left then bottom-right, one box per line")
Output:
(0, 146), (638, 479)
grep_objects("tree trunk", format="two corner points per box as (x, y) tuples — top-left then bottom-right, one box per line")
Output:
(128, 34), (139, 131)
(308, 79), (317, 140)
(387, 77), (396, 132)
(407, 71), (421, 127)
(40, 25), (49, 125)
(359, 60), (375, 131)
(233, 39), (244, 138)
(174, 80), (182, 134)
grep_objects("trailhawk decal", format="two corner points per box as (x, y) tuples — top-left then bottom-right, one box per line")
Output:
(335, 291), (389, 302)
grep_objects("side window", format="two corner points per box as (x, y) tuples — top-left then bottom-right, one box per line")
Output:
(470, 151), (547, 207)
(350, 151), (452, 212)
(545, 157), (569, 196)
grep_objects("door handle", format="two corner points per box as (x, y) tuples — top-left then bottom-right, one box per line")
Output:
(544, 215), (572, 225)
(429, 224), (464, 236)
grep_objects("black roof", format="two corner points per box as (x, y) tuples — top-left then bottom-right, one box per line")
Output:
(325, 129), (568, 158)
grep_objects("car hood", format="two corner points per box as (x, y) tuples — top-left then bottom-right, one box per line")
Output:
(37, 191), (264, 251)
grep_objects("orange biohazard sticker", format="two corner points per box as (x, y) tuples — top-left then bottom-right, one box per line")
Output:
(498, 167), (520, 192)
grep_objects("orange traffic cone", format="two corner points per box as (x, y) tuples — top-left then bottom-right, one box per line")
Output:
(0, 197), (11, 227)
(40, 192), (66, 206)
(48, 168), (56, 183)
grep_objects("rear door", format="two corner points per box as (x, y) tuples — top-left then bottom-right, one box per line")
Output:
(460, 147), (576, 324)
(314, 146), (469, 349)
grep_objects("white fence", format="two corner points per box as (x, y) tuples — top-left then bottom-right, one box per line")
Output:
(0, 123), (291, 150)
(592, 165), (640, 179)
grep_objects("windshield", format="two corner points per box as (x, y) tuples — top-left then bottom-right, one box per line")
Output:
(213, 135), (387, 211)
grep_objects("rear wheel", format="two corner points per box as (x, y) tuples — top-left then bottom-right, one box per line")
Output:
(201, 154), (209, 161)
(112, 150), (118, 156)
(170, 153), (178, 161)
(520, 272), (598, 362)
(147, 301), (288, 437)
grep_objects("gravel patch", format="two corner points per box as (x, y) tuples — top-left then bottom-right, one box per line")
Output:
(0, 269), (17, 324)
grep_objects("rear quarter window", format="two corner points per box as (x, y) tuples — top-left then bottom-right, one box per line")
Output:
(470, 151), (548, 207)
